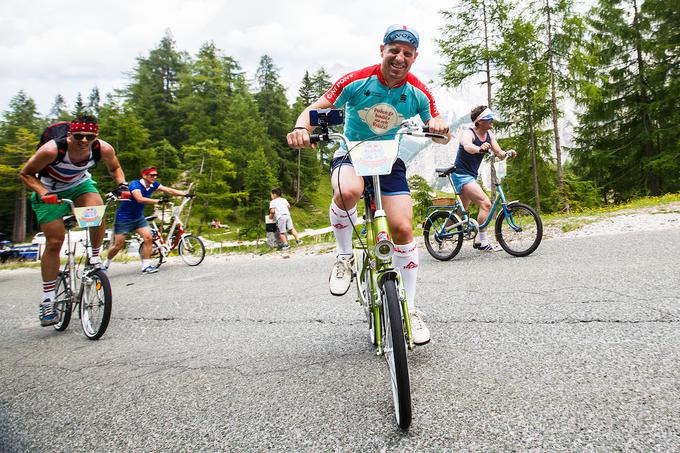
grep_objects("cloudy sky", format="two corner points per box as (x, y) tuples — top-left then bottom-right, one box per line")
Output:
(1, 0), (490, 120)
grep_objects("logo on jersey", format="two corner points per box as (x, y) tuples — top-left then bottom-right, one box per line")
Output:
(403, 261), (419, 270)
(333, 223), (349, 230)
(358, 103), (405, 134)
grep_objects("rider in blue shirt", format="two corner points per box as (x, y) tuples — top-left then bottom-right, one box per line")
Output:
(105, 166), (187, 273)
(287, 25), (451, 345)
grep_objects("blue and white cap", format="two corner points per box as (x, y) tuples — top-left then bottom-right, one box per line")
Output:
(383, 24), (419, 49)
(473, 107), (495, 123)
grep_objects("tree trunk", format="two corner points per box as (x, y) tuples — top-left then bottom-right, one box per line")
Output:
(632, 0), (659, 195)
(12, 187), (27, 243)
(482, 0), (493, 109)
(526, 94), (541, 212)
(546, 0), (568, 211)
(296, 149), (301, 203)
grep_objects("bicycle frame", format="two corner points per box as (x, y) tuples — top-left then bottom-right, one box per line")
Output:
(59, 195), (118, 306)
(427, 170), (523, 239)
(355, 176), (413, 354)
(150, 195), (192, 253)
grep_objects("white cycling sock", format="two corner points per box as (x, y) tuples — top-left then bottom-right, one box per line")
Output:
(479, 230), (489, 246)
(104, 258), (112, 269)
(42, 279), (57, 302)
(141, 259), (150, 270)
(329, 201), (357, 256)
(392, 240), (418, 312)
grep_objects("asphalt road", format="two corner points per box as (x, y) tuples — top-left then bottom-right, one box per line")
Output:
(1, 229), (679, 452)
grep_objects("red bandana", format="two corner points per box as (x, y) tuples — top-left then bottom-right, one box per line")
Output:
(141, 167), (157, 176)
(69, 121), (99, 133)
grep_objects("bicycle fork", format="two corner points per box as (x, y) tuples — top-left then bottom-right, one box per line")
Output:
(372, 213), (414, 353)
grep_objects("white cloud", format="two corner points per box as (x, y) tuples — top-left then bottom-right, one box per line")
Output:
(0, 0), (484, 117)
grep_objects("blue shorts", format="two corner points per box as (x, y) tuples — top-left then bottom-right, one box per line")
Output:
(330, 156), (410, 196)
(451, 172), (477, 194)
(114, 216), (149, 235)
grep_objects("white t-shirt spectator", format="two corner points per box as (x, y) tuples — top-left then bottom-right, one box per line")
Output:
(269, 197), (290, 220)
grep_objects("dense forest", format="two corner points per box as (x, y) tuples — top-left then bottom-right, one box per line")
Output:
(1, 0), (678, 242)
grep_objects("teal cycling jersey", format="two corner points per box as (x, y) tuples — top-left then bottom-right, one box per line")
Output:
(324, 64), (441, 160)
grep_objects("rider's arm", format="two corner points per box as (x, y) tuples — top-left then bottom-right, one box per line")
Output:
(488, 131), (515, 159)
(19, 142), (59, 197)
(131, 189), (159, 204)
(460, 130), (489, 154)
(157, 185), (186, 197)
(97, 140), (127, 186)
(287, 96), (334, 149)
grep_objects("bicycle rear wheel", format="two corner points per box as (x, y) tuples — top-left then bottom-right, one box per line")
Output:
(495, 202), (543, 257)
(381, 278), (412, 430)
(79, 269), (112, 340)
(149, 239), (165, 268)
(423, 210), (463, 261)
(53, 272), (72, 331)
(178, 234), (205, 266)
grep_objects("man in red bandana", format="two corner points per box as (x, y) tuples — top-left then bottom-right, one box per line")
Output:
(19, 115), (128, 327)
(104, 166), (188, 273)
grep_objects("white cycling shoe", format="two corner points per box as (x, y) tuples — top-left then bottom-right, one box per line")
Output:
(329, 255), (353, 296)
(410, 310), (431, 345)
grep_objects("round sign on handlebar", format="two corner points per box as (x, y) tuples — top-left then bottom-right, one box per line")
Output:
(348, 139), (399, 177)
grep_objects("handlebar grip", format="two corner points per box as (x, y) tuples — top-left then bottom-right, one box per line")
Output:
(184, 193), (196, 198)
(422, 126), (450, 134)
(310, 134), (321, 145)
(41, 194), (59, 204)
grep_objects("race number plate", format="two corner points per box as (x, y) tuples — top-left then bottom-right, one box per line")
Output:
(73, 205), (106, 228)
(348, 140), (399, 177)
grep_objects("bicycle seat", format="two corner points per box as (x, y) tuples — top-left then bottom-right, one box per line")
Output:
(145, 215), (158, 221)
(62, 215), (77, 229)
(435, 164), (457, 177)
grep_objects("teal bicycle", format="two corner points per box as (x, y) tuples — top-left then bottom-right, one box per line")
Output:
(311, 112), (446, 430)
(423, 154), (543, 260)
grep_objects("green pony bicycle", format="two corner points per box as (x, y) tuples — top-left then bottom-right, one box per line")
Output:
(311, 112), (446, 430)
(46, 191), (129, 340)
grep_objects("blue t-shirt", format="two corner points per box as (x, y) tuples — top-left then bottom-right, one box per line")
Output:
(455, 128), (490, 179)
(115, 179), (160, 222)
(324, 64), (440, 159)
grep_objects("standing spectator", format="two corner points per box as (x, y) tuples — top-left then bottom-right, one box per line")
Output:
(269, 188), (302, 250)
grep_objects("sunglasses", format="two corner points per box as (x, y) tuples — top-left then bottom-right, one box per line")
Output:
(147, 174), (159, 177)
(72, 133), (97, 141)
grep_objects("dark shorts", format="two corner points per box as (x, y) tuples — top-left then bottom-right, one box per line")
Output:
(114, 216), (149, 235)
(330, 156), (410, 196)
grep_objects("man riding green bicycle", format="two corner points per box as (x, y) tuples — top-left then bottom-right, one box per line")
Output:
(287, 24), (451, 345)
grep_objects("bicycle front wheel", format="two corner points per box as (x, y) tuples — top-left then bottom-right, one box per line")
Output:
(495, 203), (543, 257)
(423, 210), (463, 261)
(53, 272), (72, 331)
(79, 269), (112, 340)
(381, 278), (412, 430)
(178, 235), (205, 266)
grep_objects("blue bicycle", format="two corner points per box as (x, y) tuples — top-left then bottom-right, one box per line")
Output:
(423, 156), (542, 260)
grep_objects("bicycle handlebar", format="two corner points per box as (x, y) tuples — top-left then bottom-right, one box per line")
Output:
(309, 122), (448, 145)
